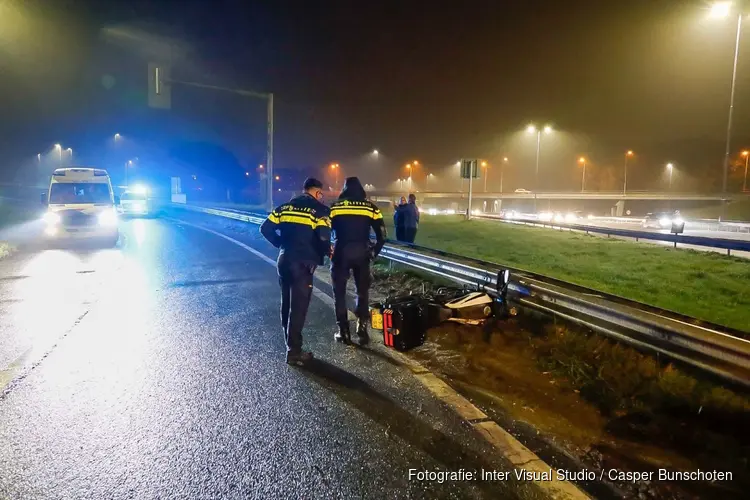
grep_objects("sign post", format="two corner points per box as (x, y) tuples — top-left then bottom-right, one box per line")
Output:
(460, 159), (479, 220)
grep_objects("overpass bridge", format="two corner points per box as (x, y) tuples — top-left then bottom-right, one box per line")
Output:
(370, 190), (739, 202)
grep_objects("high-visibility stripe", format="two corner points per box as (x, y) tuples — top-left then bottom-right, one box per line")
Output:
(315, 216), (331, 228)
(279, 210), (316, 220)
(372, 211), (383, 220)
(267, 213), (280, 223)
(278, 214), (315, 227)
(331, 208), (382, 219)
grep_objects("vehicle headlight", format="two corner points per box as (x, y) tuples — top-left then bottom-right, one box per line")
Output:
(538, 212), (553, 222)
(428, 208), (438, 216)
(564, 212), (577, 223)
(553, 213), (565, 223)
(673, 217), (684, 226)
(98, 210), (118, 226)
(43, 211), (61, 225)
(659, 217), (672, 227)
(444, 209), (456, 215)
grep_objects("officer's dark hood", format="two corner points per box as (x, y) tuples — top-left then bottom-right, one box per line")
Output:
(338, 177), (367, 201)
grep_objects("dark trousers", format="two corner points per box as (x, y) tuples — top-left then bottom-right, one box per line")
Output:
(331, 245), (371, 326)
(278, 256), (315, 353)
(404, 227), (417, 243)
(395, 225), (406, 242)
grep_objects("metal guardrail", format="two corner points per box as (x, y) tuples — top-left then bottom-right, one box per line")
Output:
(476, 214), (750, 256)
(174, 203), (750, 388)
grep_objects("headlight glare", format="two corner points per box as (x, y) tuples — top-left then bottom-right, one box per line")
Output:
(43, 211), (61, 225)
(98, 210), (118, 226)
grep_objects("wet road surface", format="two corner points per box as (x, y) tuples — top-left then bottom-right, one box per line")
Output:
(0, 216), (521, 499)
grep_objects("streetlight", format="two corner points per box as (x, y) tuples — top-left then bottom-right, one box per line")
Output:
(578, 157), (587, 192)
(330, 163), (339, 189)
(426, 173), (434, 191)
(275, 175), (280, 181)
(66, 148), (72, 162)
(405, 163), (413, 190)
(245, 171), (250, 177)
(481, 161), (489, 192)
(742, 150), (749, 192)
(500, 157), (509, 193)
(114, 133), (121, 141)
(125, 160), (134, 185)
(372, 149), (379, 156)
(54, 144), (62, 165)
(666, 163), (674, 191)
(709, 2), (743, 216)
(527, 124), (553, 210)
(623, 150), (634, 194)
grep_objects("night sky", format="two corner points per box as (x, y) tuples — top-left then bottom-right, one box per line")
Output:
(2, 0), (750, 192)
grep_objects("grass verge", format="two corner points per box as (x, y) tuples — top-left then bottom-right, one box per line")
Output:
(371, 263), (750, 498)
(0, 201), (40, 260)
(390, 214), (750, 332)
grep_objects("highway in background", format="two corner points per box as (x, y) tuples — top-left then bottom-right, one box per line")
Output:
(0, 216), (517, 499)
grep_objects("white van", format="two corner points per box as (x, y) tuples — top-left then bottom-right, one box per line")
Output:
(41, 168), (120, 246)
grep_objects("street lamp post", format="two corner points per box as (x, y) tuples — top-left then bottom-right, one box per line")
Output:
(54, 144), (62, 166)
(667, 163), (674, 191)
(623, 150), (634, 194)
(66, 148), (72, 163)
(578, 157), (587, 192)
(527, 125), (552, 211)
(481, 161), (488, 192)
(330, 163), (340, 190)
(710, 2), (744, 219)
(742, 150), (749, 192)
(501, 157), (508, 193)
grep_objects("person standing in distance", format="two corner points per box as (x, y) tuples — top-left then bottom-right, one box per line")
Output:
(260, 178), (331, 366)
(330, 177), (386, 345)
(403, 193), (420, 243)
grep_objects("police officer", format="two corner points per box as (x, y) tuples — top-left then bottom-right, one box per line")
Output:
(260, 178), (331, 365)
(329, 177), (386, 345)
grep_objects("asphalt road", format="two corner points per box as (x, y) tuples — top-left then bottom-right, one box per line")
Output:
(0, 216), (522, 499)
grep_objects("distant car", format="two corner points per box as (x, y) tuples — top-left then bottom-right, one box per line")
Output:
(514, 188), (532, 194)
(642, 211), (683, 230)
(119, 188), (153, 217)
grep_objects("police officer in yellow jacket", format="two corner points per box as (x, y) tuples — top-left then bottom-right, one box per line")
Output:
(330, 177), (386, 345)
(260, 178), (331, 365)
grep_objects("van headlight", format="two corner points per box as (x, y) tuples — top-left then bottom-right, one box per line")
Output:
(98, 210), (118, 226)
(43, 211), (61, 225)
(659, 216), (672, 227)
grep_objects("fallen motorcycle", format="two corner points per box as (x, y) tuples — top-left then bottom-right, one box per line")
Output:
(371, 269), (512, 351)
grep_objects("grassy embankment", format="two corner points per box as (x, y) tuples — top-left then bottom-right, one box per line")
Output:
(384, 213), (750, 333)
(372, 262), (750, 497)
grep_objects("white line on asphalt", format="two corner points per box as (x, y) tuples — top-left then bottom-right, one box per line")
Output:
(169, 216), (590, 500)
(168, 218), (357, 320)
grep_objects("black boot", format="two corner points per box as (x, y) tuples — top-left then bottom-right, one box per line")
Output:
(356, 319), (370, 346)
(286, 350), (314, 366)
(334, 322), (352, 344)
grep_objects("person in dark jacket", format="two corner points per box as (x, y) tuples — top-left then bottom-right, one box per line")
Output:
(260, 177), (331, 366)
(393, 196), (407, 241)
(330, 177), (386, 344)
(402, 193), (420, 243)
